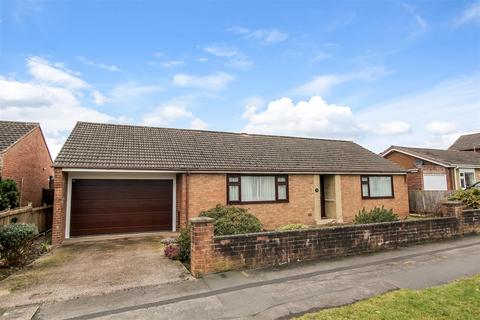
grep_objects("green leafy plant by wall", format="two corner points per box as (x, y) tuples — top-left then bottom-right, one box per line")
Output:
(0, 223), (38, 266)
(276, 223), (308, 231)
(353, 206), (399, 224)
(448, 188), (480, 209)
(199, 204), (263, 236)
(176, 226), (191, 263)
(0, 179), (20, 210)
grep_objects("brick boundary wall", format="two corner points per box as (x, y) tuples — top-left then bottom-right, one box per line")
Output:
(190, 201), (480, 277)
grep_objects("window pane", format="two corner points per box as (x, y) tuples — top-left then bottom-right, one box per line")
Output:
(228, 177), (239, 183)
(241, 176), (276, 201)
(229, 185), (239, 201)
(361, 183), (369, 197)
(369, 176), (392, 197)
(278, 185), (287, 200)
(277, 176), (286, 183)
(465, 172), (474, 187)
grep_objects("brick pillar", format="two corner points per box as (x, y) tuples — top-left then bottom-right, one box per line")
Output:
(190, 217), (215, 277)
(442, 201), (464, 234)
(52, 168), (67, 246)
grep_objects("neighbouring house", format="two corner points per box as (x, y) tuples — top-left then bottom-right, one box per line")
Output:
(0, 121), (53, 207)
(381, 146), (480, 191)
(51, 122), (409, 245)
(449, 132), (480, 153)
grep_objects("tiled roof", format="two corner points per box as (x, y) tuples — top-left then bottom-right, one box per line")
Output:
(449, 133), (480, 151)
(384, 146), (480, 167)
(54, 122), (407, 173)
(0, 121), (39, 153)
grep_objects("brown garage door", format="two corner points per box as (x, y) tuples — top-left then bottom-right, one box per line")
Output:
(71, 179), (172, 237)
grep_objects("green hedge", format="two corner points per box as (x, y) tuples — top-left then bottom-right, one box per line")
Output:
(448, 188), (480, 209)
(0, 223), (38, 266)
(199, 204), (263, 236)
(353, 206), (399, 224)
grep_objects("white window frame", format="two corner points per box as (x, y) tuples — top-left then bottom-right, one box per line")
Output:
(459, 168), (476, 189)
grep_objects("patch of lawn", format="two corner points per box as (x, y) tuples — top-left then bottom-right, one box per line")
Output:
(296, 274), (480, 320)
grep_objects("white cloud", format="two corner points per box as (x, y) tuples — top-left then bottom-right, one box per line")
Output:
(402, 3), (428, 37)
(203, 45), (253, 69)
(190, 118), (208, 130)
(204, 45), (239, 57)
(197, 57), (209, 62)
(172, 72), (234, 91)
(453, 2), (480, 27)
(242, 96), (362, 139)
(142, 103), (208, 130)
(92, 90), (109, 105)
(160, 60), (185, 68)
(77, 56), (119, 72)
(0, 57), (121, 157)
(27, 56), (88, 90)
(109, 82), (162, 101)
(228, 26), (288, 44)
(312, 52), (333, 62)
(294, 66), (387, 96)
(426, 121), (457, 135)
(376, 121), (411, 135)
(356, 74), (480, 151)
(242, 97), (265, 119)
(143, 104), (192, 126)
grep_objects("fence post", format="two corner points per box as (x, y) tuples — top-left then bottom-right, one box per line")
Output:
(442, 201), (464, 234)
(190, 217), (215, 278)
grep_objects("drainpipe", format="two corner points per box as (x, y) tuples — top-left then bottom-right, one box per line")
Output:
(186, 171), (190, 223)
(453, 166), (459, 190)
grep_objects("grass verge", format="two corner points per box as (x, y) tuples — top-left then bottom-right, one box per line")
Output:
(296, 274), (480, 320)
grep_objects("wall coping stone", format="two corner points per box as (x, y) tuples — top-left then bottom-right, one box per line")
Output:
(213, 217), (457, 240)
(190, 217), (214, 224)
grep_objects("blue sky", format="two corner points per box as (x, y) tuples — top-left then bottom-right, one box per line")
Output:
(1, 0), (479, 157)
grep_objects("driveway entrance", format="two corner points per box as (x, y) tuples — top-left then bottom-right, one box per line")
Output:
(0, 236), (191, 308)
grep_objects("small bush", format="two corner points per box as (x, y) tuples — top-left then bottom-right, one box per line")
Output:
(449, 188), (480, 209)
(199, 204), (263, 236)
(353, 206), (399, 224)
(164, 244), (180, 260)
(0, 179), (20, 210)
(176, 226), (191, 263)
(277, 223), (308, 231)
(0, 223), (38, 266)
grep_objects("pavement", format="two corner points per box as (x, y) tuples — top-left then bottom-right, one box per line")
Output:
(0, 236), (191, 310)
(8, 235), (476, 320)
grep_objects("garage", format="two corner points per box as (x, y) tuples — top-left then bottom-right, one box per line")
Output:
(70, 179), (173, 237)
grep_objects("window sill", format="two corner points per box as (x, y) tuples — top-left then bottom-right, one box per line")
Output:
(361, 196), (395, 200)
(228, 200), (289, 205)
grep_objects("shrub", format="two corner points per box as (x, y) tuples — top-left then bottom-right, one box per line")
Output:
(277, 223), (308, 231)
(0, 179), (20, 210)
(353, 206), (399, 224)
(449, 188), (480, 209)
(164, 244), (180, 260)
(176, 226), (191, 263)
(0, 223), (38, 266)
(199, 204), (263, 236)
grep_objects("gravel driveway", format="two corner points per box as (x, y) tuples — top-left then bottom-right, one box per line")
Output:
(0, 236), (191, 308)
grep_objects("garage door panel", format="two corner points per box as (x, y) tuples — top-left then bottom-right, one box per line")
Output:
(71, 179), (173, 237)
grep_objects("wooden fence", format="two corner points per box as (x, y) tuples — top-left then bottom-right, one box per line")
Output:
(408, 190), (453, 214)
(0, 205), (53, 232)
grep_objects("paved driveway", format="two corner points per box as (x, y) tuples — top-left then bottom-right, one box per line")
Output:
(0, 236), (191, 309)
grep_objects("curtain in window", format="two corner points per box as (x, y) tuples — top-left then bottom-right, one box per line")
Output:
(369, 176), (392, 197)
(229, 186), (239, 201)
(241, 176), (276, 201)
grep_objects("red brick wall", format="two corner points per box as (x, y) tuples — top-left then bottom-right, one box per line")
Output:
(340, 175), (409, 222)
(1, 127), (53, 207)
(186, 173), (317, 229)
(52, 168), (67, 246)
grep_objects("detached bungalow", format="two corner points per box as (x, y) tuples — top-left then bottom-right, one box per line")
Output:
(381, 146), (480, 191)
(52, 122), (408, 245)
(0, 121), (53, 207)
